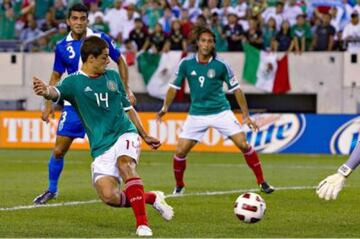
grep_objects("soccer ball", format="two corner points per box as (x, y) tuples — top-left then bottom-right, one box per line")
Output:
(234, 192), (266, 223)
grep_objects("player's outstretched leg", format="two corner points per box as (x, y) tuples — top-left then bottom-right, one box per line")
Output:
(173, 155), (186, 195)
(33, 136), (74, 204)
(107, 191), (174, 221)
(33, 154), (63, 204)
(172, 139), (197, 195)
(117, 155), (152, 236)
(124, 177), (152, 236)
(230, 133), (275, 194)
(151, 191), (174, 221)
(243, 146), (275, 194)
(94, 175), (152, 237)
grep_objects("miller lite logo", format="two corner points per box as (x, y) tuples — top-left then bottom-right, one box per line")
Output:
(247, 114), (306, 153)
(330, 116), (360, 155)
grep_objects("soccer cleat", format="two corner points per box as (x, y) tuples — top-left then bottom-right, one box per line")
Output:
(259, 182), (275, 194)
(152, 191), (174, 221)
(172, 186), (185, 195)
(136, 225), (153, 237)
(33, 190), (58, 204)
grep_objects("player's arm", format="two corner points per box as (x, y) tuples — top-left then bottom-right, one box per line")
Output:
(224, 62), (259, 131)
(118, 55), (136, 105)
(233, 88), (258, 131)
(157, 59), (186, 121)
(115, 69), (160, 149)
(42, 71), (62, 123)
(316, 143), (360, 200)
(33, 77), (60, 101)
(157, 86), (177, 121)
(104, 32), (136, 105)
(127, 108), (161, 150)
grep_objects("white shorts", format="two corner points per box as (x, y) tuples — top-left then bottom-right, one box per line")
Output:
(179, 110), (246, 142)
(91, 132), (141, 185)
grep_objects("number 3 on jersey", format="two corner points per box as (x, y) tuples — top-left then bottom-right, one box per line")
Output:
(66, 46), (75, 59)
(198, 76), (205, 87)
(94, 92), (109, 108)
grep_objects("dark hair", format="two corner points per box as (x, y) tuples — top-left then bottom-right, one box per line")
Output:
(134, 17), (143, 23)
(351, 11), (359, 18)
(194, 26), (216, 43)
(193, 26), (217, 57)
(80, 36), (108, 62)
(68, 3), (89, 19)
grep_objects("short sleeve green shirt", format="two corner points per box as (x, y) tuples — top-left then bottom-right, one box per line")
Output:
(171, 54), (240, 115)
(55, 69), (137, 158)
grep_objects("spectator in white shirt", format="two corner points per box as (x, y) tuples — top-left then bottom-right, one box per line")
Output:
(262, 1), (285, 31)
(187, 0), (202, 23)
(342, 11), (360, 52)
(120, 3), (140, 40)
(104, 0), (127, 39)
(284, 0), (303, 26)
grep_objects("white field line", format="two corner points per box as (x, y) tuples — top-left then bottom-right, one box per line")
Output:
(165, 185), (316, 198)
(1, 161), (336, 170)
(0, 185), (316, 212)
(142, 163), (337, 170)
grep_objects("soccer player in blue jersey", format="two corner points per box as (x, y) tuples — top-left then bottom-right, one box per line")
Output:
(33, 3), (136, 204)
(157, 27), (274, 195)
(317, 142), (360, 200)
(33, 36), (173, 236)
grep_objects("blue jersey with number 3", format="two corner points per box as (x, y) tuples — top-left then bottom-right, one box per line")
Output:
(53, 28), (121, 74)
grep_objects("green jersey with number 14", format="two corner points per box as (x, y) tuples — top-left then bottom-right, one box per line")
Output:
(55, 69), (137, 158)
(170, 54), (240, 115)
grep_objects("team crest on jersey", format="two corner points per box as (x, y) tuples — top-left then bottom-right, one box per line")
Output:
(111, 40), (117, 49)
(207, 69), (215, 78)
(107, 80), (117, 92)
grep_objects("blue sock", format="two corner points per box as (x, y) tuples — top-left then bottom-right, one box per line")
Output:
(48, 155), (64, 193)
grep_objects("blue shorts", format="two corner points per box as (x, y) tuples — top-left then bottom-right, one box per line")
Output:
(56, 106), (86, 139)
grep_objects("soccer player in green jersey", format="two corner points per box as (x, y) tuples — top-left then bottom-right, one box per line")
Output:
(33, 36), (173, 237)
(157, 27), (275, 195)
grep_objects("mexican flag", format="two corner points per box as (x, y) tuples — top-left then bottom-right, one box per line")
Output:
(242, 43), (290, 94)
(137, 51), (183, 99)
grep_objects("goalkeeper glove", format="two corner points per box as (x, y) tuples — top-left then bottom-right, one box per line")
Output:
(316, 164), (352, 200)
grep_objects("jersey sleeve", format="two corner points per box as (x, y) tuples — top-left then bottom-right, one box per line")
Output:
(222, 61), (240, 92)
(101, 33), (121, 63)
(169, 59), (186, 90)
(54, 76), (74, 104)
(113, 70), (132, 111)
(53, 44), (66, 74)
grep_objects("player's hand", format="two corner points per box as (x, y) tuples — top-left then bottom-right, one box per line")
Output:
(126, 88), (137, 106)
(33, 77), (48, 97)
(316, 173), (346, 200)
(244, 116), (259, 131)
(143, 135), (161, 150)
(41, 101), (54, 123)
(156, 107), (167, 123)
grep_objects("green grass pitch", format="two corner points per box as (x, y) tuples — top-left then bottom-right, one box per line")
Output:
(0, 149), (360, 237)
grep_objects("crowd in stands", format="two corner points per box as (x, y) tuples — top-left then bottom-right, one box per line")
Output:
(1, 0), (360, 54)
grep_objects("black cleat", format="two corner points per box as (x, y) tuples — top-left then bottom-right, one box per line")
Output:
(33, 190), (58, 204)
(259, 182), (275, 194)
(172, 186), (185, 195)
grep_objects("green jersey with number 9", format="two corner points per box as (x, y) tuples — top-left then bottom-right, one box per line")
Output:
(170, 54), (240, 115)
(55, 69), (137, 158)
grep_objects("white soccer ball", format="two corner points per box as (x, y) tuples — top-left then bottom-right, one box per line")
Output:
(234, 192), (266, 223)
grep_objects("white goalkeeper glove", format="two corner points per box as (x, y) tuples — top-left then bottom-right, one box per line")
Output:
(316, 164), (352, 200)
